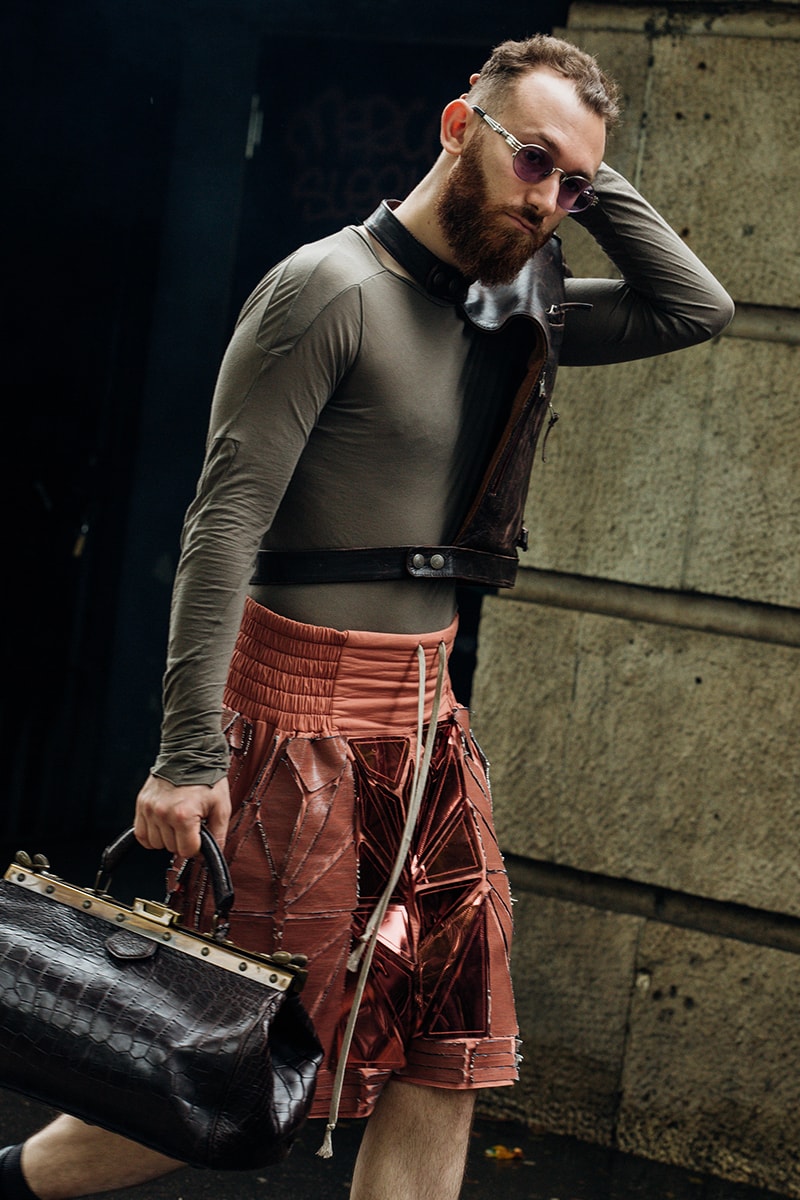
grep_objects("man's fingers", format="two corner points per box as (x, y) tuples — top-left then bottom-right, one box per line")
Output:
(203, 811), (230, 853)
(133, 811), (165, 852)
(173, 823), (204, 860)
(133, 775), (230, 859)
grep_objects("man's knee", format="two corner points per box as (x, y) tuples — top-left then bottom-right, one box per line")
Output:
(375, 1079), (476, 1133)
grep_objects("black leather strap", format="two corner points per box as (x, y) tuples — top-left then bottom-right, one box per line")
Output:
(250, 545), (519, 589)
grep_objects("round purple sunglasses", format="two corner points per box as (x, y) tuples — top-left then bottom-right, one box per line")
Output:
(472, 105), (597, 213)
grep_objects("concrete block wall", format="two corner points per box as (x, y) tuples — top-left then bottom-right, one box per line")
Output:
(470, 3), (800, 1193)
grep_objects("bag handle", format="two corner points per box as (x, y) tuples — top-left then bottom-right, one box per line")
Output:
(95, 826), (235, 929)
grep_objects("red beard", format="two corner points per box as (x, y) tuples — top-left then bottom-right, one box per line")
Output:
(435, 132), (550, 287)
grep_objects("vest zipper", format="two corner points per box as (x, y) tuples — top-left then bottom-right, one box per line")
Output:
(488, 365), (550, 497)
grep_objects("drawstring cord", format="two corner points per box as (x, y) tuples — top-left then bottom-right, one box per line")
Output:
(317, 639), (448, 1159)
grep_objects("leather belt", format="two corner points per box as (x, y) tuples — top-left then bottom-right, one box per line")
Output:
(250, 546), (519, 589)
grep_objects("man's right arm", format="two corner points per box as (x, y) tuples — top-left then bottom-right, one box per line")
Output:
(133, 245), (367, 854)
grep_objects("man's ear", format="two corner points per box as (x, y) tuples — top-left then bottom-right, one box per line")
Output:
(440, 98), (473, 157)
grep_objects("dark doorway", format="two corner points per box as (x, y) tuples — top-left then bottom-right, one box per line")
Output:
(3, 3), (568, 851)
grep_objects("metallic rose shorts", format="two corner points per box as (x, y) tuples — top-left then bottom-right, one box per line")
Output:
(170, 598), (519, 1120)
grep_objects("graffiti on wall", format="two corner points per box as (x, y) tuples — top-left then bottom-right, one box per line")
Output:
(283, 86), (440, 224)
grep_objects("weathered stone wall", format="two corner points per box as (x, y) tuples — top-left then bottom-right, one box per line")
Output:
(471, 3), (800, 1193)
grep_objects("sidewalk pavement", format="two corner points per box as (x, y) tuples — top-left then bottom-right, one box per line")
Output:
(0, 1088), (787, 1200)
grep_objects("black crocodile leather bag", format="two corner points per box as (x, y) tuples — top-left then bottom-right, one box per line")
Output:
(0, 827), (323, 1170)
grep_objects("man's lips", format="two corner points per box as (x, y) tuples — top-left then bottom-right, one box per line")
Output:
(506, 211), (541, 236)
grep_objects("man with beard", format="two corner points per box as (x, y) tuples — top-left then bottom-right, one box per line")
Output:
(2, 33), (733, 1200)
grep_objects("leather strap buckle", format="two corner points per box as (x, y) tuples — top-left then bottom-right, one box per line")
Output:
(250, 546), (519, 589)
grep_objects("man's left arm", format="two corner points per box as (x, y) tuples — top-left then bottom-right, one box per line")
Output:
(560, 162), (734, 365)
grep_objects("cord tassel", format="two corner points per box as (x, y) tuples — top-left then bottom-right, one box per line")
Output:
(316, 641), (447, 1158)
(317, 1122), (335, 1159)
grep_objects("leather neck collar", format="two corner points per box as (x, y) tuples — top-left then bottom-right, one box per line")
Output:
(363, 200), (470, 305)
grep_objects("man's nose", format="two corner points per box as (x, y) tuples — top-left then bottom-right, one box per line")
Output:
(525, 172), (561, 216)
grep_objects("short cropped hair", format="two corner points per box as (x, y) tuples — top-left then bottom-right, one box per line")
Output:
(468, 34), (621, 129)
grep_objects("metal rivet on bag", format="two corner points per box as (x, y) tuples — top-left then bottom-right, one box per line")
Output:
(15, 874), (25, 882)
(201, 947), (210, 956)
(162, 933), (171, 941)
(238, 962), (248, 972)
(45, 885), (55, 894)
(430, 553), (445, 570)
(115, 913), (125, 922)
(269, 973), (278, 983)
(82, 900), (92, 909)
(412, 553), (426, 569)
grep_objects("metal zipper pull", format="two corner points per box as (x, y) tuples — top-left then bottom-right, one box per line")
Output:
(542, 400), (559, 463)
